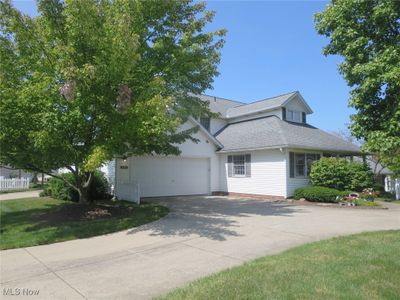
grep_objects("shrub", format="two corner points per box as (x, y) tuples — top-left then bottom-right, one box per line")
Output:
(372, 183), (385, 192)
(39, 189), (50, 197)
(45, 171), (109, 202)
(293, 186), (344, 203)
(353, 199), (380, 207)
(310, 157), (373, 191)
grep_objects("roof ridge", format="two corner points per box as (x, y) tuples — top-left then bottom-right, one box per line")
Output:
(233, 91), (298, 108)
(201, 94), (245, 104)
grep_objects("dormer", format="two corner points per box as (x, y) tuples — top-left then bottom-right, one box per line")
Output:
(281, 92), (313, 124)
(225, 91), (313, 124)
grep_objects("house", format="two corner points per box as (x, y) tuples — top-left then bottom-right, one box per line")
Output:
(114, 91), (362, 201)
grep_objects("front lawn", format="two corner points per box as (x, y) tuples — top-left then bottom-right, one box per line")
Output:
(159, 231), (400, 300)
(0, 197), (168, 250)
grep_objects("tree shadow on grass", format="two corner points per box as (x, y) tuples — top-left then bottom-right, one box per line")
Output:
(0, 200), (168, 249)
(127, 196), (305, 241)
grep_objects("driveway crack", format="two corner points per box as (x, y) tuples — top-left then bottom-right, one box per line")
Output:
(23, 248), (88, 300)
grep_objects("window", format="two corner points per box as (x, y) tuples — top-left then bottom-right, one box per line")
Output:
(306, 154), (317, 176)
(290, 152), (321, 178)
(295, 153), (305, 176)
(287, 110), (302, 123)
(233, 155), (245, 176)
(200, 117), (210, 131)
(228, 154), (251, 177)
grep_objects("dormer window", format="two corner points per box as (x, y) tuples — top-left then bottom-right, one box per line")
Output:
(200, 117), (210, 131)
(286, 110), (302, 123)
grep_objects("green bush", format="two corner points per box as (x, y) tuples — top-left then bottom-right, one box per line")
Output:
(293, 186), (344, 203)
(372, 183), (385, 192)
(45, 171), (109, 202)
(310, 157), (373, 191)
(354, 199), (380, 207)
(39, 189), (51, 197)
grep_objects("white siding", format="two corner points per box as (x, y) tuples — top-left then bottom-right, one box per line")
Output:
(228, 109), (282, 123)
(287, 177), (310, 197)
(284, 97), (306, 113)
(210, 118), (227, 135)
(219, 149), (287, 197)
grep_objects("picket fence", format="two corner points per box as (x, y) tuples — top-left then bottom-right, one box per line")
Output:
(384, 176), (400, 200)
(0, 178), (30, 191)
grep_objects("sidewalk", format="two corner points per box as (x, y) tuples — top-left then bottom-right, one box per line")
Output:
(0, 190), (42, 201)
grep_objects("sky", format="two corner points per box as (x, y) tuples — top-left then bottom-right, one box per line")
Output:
(11, 0), (354, 132)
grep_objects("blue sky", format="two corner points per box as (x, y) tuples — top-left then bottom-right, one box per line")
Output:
(12, 0), (353, 132)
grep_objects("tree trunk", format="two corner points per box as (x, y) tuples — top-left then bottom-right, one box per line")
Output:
(78, 186), (89, 205)
(76, 172), (94, 204)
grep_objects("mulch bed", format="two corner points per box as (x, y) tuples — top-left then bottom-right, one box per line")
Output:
(35, 202), (135, 224)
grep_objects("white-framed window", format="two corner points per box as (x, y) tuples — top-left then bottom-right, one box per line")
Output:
(287, 110), (302, 123)
(233, 155), (245, 176)
(228, 154), (251, 177)
(289, 152), (320, 178)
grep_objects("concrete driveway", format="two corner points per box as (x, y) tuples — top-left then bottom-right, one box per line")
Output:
(1, 196), (399, 299)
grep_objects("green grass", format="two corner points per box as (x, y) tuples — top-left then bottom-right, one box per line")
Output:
(354, 199), (380, 207)
(0, 197), (168, 250)
(159, 231), (400, 300)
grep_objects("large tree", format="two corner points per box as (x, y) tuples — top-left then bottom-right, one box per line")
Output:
(315, 0), (400, 175)
(0, 0), (225, 203)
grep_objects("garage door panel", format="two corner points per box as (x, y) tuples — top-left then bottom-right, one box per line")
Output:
(131, 157), (209, 197)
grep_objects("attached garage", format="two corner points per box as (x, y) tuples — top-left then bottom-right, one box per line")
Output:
(116, 156), (210, 198)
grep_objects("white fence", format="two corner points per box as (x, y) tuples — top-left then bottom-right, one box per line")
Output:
(115, 181), (140, 204)
(0, 178), (30, 191)
(385, 176), (400, 200)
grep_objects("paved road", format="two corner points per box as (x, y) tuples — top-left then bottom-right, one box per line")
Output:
(0, 190), (41, 201)
(1, 196), (399, 299)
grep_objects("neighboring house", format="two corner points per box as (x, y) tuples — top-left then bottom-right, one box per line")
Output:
(0, 165), (34, 180)
(114, 91), (362, 200)
(354, 156), (393, 186)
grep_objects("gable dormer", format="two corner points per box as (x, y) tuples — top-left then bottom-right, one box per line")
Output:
(281, 92), (313, 124)
(225, 91), (313, 124)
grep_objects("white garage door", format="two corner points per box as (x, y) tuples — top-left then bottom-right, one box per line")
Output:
(131, 156), (210, 197)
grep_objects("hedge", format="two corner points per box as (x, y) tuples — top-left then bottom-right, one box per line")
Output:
(293, 186), (350, 203)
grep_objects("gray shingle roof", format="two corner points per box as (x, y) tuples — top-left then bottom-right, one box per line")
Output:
(196, 94), (243, 117)
(225, 91), (297, 118)
(215, 116), (362, 154)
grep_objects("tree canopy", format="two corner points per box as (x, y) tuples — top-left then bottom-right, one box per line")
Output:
(315, 0), (400, 175)
(0, 0), (225, 202)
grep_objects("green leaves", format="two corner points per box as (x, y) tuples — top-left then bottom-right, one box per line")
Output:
(0, 0), (225, 200)
(315, 0), (400, 174)
(310, 157), (374, 191)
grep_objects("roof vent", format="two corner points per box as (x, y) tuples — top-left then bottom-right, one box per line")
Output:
(214, 96), (217, 102)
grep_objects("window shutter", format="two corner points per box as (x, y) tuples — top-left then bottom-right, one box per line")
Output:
(289, 152), (295, 178)
(302, 112), (306, 124)
(227, 155), (233, 177)
(245, 154), (251, 177)
(282, 107), (286, 120)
